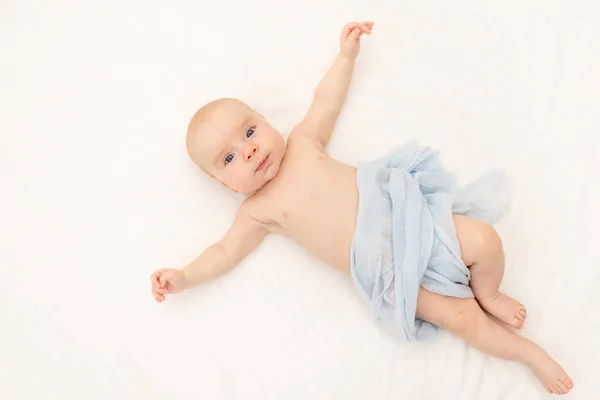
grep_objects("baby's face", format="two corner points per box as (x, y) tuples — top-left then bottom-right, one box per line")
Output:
(189, 101), (286, 193)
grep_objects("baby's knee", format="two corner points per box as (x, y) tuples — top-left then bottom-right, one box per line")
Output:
(441, 299), (486, 337)
(455, 218), (504, 262)
(480, 223), (503, 257)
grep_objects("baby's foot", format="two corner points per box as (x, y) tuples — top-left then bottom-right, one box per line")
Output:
(479, 292), (527, 329)
(526, 349), (574, 395)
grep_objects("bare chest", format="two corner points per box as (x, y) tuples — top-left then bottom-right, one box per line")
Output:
(252, 140), (359, 271)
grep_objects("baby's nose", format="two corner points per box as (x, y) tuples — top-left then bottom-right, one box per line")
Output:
(244, 144), (258, 161)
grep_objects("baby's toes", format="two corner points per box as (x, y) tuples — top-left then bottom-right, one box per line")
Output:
(557, 381), (568, 394)
(561, 377), (574, 391)
(510, 317), (524, 330)
(550, 383), (562, 394)
(519, 305), (527, 320)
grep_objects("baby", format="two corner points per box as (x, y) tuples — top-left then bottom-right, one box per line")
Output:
(150, 21), (573, 395)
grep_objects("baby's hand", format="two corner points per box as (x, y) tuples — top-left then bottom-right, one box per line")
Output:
(340, 21), (374, 59)
(150, 268), (187, 303)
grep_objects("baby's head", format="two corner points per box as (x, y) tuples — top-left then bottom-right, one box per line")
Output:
(186, 98), (286, 194)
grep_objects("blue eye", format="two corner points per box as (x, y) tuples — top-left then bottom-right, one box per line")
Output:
(246, 128), (255, 138)
(225, 154), (234, 164)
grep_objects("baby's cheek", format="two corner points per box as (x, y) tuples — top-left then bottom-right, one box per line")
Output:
(231, 174), (255, 193)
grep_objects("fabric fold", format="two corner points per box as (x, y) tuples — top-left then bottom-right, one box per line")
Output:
(350, 141), (508, 341)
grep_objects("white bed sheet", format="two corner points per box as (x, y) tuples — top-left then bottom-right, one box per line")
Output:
(2, 1), (599, 398)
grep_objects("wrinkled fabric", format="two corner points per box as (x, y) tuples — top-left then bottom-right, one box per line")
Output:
(350, 141), (508, 341)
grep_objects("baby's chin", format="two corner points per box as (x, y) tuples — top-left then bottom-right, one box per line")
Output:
(238, 178), (272, 194)
(226, 177), (265, 194)
(237, 168), (281, 194)
(228, 155), (284, 193)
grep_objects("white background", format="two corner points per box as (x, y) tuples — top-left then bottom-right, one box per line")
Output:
(2, 0), (599, 399)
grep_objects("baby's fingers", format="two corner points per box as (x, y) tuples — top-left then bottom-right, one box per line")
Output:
(151, 288), (165, 302)
(342, 22), (359, 38)
(358, 22), (373, 34)
(150, 269), (168, 288)
(159, 273), (170, 288)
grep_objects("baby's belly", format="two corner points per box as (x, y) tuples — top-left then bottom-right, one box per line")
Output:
(280, 167), (359, 273)
(294, 221), (356, 272)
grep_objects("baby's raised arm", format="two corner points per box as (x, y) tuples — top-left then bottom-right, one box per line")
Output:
(292, 21), (373, 147)
(150, 205), (268, 302)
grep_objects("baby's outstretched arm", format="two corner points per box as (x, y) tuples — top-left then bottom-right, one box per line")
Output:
(293, 21), (373, 146)
(150, 206), (268, 302)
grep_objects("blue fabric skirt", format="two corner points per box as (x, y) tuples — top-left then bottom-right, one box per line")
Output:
(350, 141), (508, 341)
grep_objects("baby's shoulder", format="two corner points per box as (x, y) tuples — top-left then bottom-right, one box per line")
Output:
(240, 190), (282, 227)
(287, 131), (326, 154)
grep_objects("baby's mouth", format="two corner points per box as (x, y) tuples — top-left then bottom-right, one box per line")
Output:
(256, 154), (270, 172)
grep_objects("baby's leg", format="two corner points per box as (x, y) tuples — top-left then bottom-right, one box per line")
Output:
(416, 288), (573, 394)
(453, 215), (527, 329)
